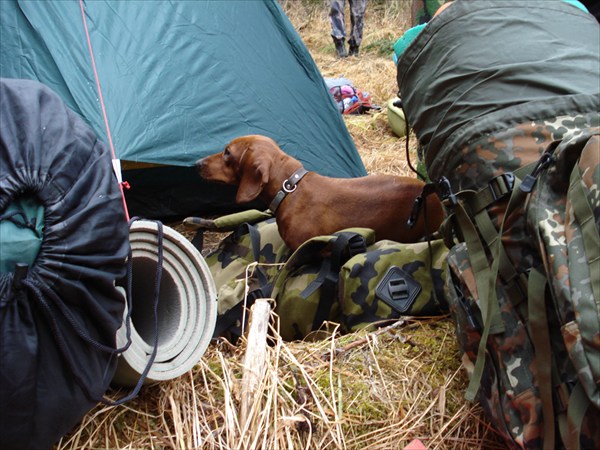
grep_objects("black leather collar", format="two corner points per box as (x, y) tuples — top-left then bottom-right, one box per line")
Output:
(269, 167), (309, 213)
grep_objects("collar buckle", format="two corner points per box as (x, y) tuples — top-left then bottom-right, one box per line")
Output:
(269, 167), (309, 213)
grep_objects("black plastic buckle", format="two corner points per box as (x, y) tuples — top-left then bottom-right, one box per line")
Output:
(436, 176), (457, 207)
(347, 234), (367, 257)
(375, 266), (421, 314)
(407, 182), (439, 228)
(520, 150), (555, 193)
(407, 195), (423, 229)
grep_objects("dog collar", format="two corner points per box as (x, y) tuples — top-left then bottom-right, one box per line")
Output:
(269, 167), (309, 213)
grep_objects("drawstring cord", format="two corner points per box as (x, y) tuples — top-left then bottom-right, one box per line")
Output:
(18, 218), (164, 405)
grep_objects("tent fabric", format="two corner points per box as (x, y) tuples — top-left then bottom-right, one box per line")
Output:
(0, 0), (366, 217)
(396, 0), (600, 175)
(0, 78), (130, 449)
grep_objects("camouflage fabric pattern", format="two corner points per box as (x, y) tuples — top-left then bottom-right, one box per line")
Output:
(526, 129), (600, 411)
(442, 114), (600, 448)
(446, 242), (543, 448)
(338, 238), (448, 333)
(436, 112), (600, 280)
(272, 230), (449, 341)
(275, 261), (340, 341)
(272, 229), (376, 341)
(205, 218), (287, 315)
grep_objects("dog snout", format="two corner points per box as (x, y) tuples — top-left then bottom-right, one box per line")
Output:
(195, 157), (206, 175)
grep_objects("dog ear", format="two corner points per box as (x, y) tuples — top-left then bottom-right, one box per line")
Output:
(236, 156), (270, 203)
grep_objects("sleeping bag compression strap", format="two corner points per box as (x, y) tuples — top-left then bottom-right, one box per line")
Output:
(0, 210), (40, 234)
(20, 218), (163, 405)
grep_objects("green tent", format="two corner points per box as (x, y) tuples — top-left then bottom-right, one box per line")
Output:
(1, 0), (366, 218)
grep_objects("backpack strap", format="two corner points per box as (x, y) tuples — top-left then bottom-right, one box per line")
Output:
(270, 229), (373, 334)
(439, 157), (540, 402)
(309, 231), (368, 331)
(528, 267), (558, 449)
(568, 157), (600, 302)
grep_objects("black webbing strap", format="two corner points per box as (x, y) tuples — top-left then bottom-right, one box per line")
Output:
(0, 209), (40, 235)
(407, 181), (447, 310)
(310, 232), (367, 331)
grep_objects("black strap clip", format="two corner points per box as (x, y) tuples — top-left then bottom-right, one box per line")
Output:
(407, 181), (438, 228)
(407, 195), (423, 229)
(520, 142), (560, 193)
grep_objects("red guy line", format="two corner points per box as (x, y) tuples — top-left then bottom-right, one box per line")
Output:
(79, 0), (130, 221)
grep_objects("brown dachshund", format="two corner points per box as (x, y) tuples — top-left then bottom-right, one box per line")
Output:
(196, 135), (445, 251)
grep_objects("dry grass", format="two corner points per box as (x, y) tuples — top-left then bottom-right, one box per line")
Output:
(291, 0), (419, 178)
(58, 316), (503, 450)
(55, 2), (505, 449)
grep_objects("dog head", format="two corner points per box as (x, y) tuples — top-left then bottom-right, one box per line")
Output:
(196, 135), (280, 204)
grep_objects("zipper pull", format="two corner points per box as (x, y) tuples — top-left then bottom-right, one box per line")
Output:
(520, 148), (556, 194)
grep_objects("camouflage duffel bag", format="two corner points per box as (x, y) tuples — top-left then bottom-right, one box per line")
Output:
(271, 230), (449, 341)
(184, 209), (288, 341)
(187, 212), (449, 342)
(338, 237), (448, 334)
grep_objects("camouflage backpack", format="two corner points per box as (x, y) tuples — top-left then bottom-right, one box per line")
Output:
(441, 124), (600, 450)
(395, 1), (600, 446)
(185, 210), (448, 342)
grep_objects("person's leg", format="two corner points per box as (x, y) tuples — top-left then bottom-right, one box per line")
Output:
(329, 0), (348, 57)
(348, 0), (366, 56)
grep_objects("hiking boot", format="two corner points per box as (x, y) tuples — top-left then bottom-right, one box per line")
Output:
(348, 41), (359, 56)
(333, 37), (348, 58)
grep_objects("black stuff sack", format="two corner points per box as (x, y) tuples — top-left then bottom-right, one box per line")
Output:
(0, 79), (130, 449)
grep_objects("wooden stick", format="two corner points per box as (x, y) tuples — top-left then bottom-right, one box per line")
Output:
(240, 298), (271, 428)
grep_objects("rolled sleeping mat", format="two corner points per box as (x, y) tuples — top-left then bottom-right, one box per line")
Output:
(112, 220), (218, 387)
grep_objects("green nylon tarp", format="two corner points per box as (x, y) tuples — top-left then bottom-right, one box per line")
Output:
(1, 0), (366, 217)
